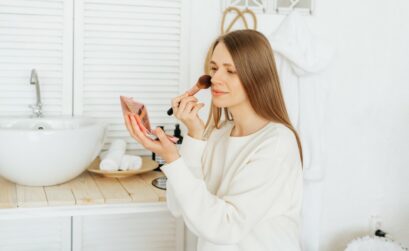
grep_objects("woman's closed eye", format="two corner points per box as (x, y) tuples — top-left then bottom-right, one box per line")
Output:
(210, 67), (236, 75)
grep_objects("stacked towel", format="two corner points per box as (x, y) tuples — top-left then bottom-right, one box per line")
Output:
(100, 139), (126, 171)
(99, 139), (142, 171)
(119, 155), (142, 171)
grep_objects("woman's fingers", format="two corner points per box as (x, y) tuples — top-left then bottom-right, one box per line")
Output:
(129, 114), (158, 149)
(191, 103), (205, 115)
(124, 112), (144, 139)
(124, 113), (140, 143)
(184, 102), (195, 113)
(126, 114), (179, 163)
(181, 96), (198, 107)
(172, 92), (188, 106)
(133, 114), (148, 134)
(171, 92), (189, 113)
(123, 112), (132, 132)
(175, 96), (198, 117)
(154, 127), (171, 146)
(153, 127), (180, 163)
(179, 101), (203, 120)
(177, 100), (194, 117)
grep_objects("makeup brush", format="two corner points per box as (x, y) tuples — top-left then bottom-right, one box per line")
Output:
(167, 74), (212, 116)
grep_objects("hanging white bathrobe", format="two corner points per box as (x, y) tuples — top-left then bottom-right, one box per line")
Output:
(268, 11), (334, 179)
(268, 11), (335, 251)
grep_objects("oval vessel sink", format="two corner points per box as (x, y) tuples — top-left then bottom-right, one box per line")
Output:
(0, 116), (106, 186)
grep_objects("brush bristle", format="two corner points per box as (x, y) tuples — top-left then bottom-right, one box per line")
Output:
(197, 75), (212, 89)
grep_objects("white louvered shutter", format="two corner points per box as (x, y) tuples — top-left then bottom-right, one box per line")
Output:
(74, 0), (189, 155)
(74, 212), (183, 251)
(0, 217), (71, 251)
(0, 0), (73, 116)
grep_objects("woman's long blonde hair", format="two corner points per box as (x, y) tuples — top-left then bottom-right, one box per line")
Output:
(204, 29), (303, 164)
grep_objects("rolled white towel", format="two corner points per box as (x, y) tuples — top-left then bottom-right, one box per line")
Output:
(99, 139), (126, 171)
(119, 155), (142, 171)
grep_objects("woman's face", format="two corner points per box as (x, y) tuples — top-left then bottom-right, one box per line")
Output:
(209, 42), (248, 109)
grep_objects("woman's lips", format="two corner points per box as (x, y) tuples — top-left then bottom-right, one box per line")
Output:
(212, 90), (228, 96)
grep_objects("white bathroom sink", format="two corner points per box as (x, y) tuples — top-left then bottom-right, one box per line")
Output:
(0, 116), (107, 186)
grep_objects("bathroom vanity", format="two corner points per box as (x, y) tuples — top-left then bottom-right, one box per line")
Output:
(0, 157), (183, 251)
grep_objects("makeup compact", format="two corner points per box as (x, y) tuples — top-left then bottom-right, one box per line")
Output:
(120, 96), (178, 143)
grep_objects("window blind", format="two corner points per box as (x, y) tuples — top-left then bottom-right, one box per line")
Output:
(0, 0), (73, 116)
(74, 0), (189, 155)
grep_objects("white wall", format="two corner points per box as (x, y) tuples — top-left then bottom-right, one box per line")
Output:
(186, 0), (409, 250)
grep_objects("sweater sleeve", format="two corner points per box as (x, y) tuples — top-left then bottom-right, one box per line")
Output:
(161, 131), (301, 245)
(165, 134), (207, 217)
(179, 135), (207, 178)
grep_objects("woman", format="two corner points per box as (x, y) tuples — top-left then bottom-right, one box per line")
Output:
(125, 30), (303, 251)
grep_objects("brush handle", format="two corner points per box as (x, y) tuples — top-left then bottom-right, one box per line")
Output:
(167, 96), (185, 116)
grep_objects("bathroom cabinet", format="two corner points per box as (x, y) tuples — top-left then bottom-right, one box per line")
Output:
(0, 210), (183, 251)
(0, 217), (71, 251)
(0, 169), (184, 251)
(73, 212), (181, 251)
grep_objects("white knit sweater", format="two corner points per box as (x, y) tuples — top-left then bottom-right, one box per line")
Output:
(161, 121), (303, 251)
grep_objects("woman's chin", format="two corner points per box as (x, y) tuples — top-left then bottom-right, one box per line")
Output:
(212, 100), (227, 108)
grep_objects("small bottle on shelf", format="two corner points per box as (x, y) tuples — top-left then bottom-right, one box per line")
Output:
(174, 123), (183, 147)
(152, 125), (165, 171)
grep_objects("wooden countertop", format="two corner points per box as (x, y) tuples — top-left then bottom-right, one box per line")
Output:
(0, 157), (166, 209)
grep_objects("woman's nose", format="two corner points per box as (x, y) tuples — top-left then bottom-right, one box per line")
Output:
(211, 77), (222, 86)
(210, 70), (224, 85)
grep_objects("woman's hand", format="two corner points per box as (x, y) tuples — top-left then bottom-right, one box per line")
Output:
(172, 92), (205, 139)
(124, 113), (180, 164)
